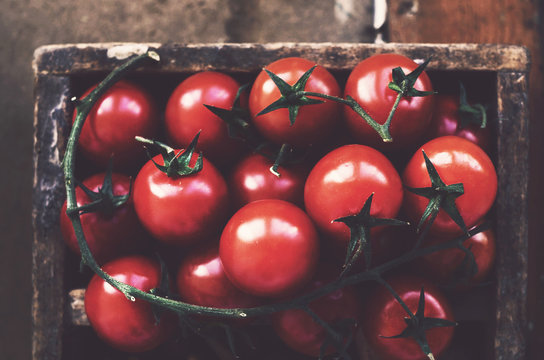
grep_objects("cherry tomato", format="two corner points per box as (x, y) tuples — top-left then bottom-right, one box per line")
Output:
(59, 172), (148, 264)
(228, 153), (308, 210)
(428, 94), (491, 152)
(176, 245), (261, 309)
(133, 151), (229, 246)
(343, 54), (434, 150)
(418, 227), (496, 287)
(402, 136), (497, 235)
(304, 144), (404, 248)
(363, 275), (455, 360)
(84, 256), (175, 353)
(272, 267), (361, 357)
(249, 57), (341, 147)
(73, 80), (159, 170)
(165, 71), (247, 167)
(219, 199), (319, 297)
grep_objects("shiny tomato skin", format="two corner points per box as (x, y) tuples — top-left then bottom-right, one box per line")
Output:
(428, 94), (491, 153)
(219, 199), (319, 297)
(343, 54), (434, 150)
(84, 256), (175, 353)
(272, 267), (361, 357)
(176, 245), (261, 309)
(59, 172), (147, 264)
(364, 275), (455, 360)
(74, 80), (159, 171)
(419, 227), (496, 287)
(249, 57), (341, 147)
(165, 71), (247, 167)
(133, 152), (229, 246)
(228, 153), (308, 210)
(304, 144), (404, 248)
(402, 136), (497, 235)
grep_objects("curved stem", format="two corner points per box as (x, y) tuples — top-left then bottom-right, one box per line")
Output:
(303, 91), (393, 142)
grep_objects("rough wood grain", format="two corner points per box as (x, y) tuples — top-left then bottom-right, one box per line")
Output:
(495, 71), (530, 360)
(32, 75), (71, 360)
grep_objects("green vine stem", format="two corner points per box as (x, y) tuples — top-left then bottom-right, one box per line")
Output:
(63, 52), (479, 358)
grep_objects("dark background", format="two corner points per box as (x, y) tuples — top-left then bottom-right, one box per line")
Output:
(1, 0), (542, 359)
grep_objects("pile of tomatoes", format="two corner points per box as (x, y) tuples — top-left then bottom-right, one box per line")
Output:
(60, 52), (498, 359)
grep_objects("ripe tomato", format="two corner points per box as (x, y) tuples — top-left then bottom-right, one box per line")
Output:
(402, 136), (497, 235)
(73, 80), (159, 171)
(363, 275), (455, 360)
(59, 172), (148, 264)
(133, 151), (229, 246)
(219, 199), (319, 297)
(84, 256), (175, 353)
(427, 94), (491, 152)
(165, 71), (247, 167)
(343, 54), (434, 150)
(176, 245), (261, 309)
(272, 267), (361, 357)
(304, 144), (404, 249)
(228, 153), (308, 210)
(418, 227), (496, 287)
(249, 57), (341, 147)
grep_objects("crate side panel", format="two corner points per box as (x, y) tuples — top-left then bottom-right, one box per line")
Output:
(32, 74), (72, 360)
(495, 71), (529, 359)
(33, 43), (530, 75)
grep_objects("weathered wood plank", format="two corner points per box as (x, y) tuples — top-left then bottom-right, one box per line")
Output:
(32, 75), (72, 360)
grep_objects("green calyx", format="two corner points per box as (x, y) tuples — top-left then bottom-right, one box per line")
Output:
(334, 193), (409, 276)
(257, 65), (324, 125)
(67, 160), (130, 218)
(457, 82), (487, 129)
(407, 151), (468, 235)
(380, 287), (457, 359)
(136, 132), (203, 178)
(204, 83), (253, 141)
(388, 58), (435, 98)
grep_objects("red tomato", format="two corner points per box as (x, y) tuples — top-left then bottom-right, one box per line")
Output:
(74, 80), (159, 170)
(219, 199), (319, 297)
(59, 172), (148, 264)
(133, 151), (229, 246)
(304, 144), (404, 248)
(363, 275), (455, 360)
(272, 268), (361, 357)
(228, 153), (308, 209)
(84, 256), (175, 353)
(419, 227), (496, 287)
(428, 94), (491, 152)
(249, 57), (341, 147)
(176, 245), (261, 309)
(165, 71), (247, 167)
(402, 136), (497, 235)
(343, 54), (434, 150)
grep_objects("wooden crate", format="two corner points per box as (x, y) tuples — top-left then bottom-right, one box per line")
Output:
(32, 43), (529, 360)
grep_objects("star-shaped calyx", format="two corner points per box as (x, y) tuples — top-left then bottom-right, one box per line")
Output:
(203, 83), (255, 141)
(388, 58), (435, 98)
(333, 194), (409, 276)
(407, 151), (468, 236)
(68, 159), (130, 218)
(136, 132), (203, 179)
(380, 287), (457, 360)
(257, 65), (324, 125)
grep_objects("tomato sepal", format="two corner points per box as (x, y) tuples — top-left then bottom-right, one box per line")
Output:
(379, 287), (457, 360)
(136, 133), (203, 178)
(333, 193), (409, 276)
(257, 65), (325, 125)
(406, 150), (468, 238)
